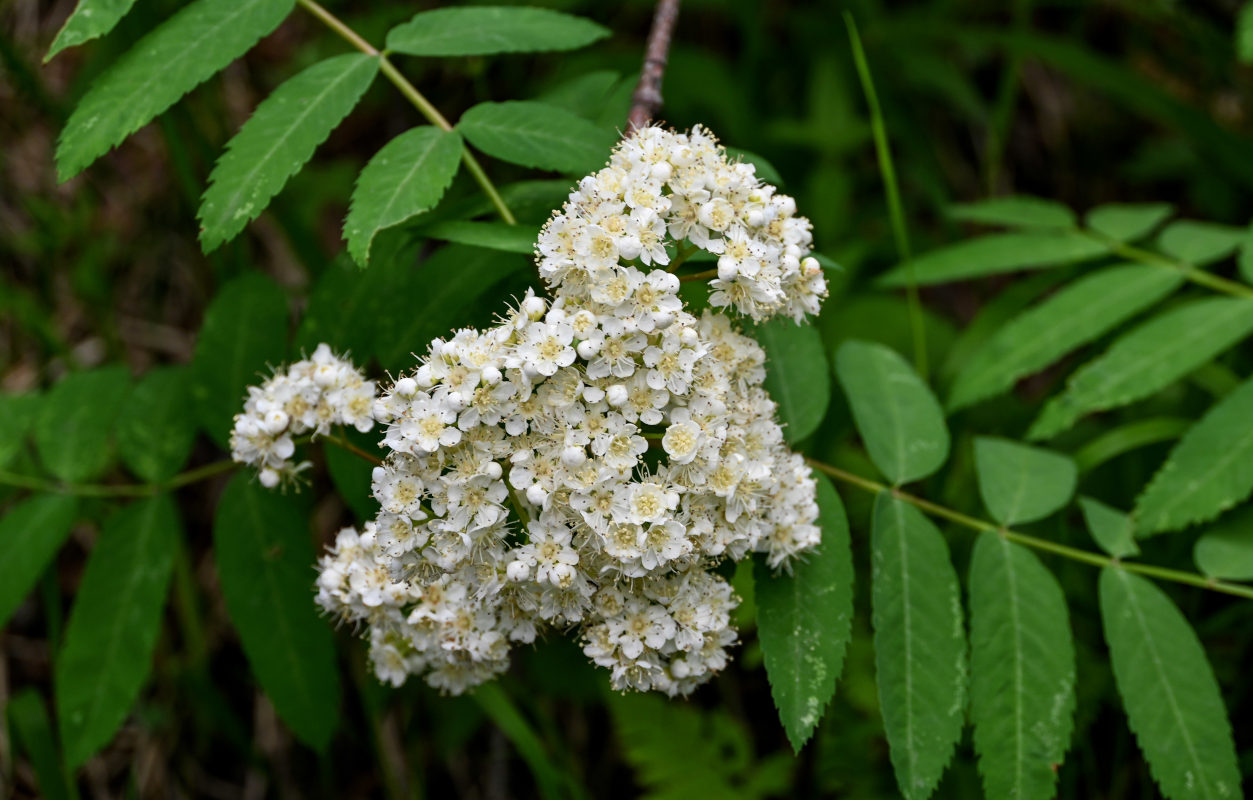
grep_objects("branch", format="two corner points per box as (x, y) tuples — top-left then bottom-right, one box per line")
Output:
(626, 0), (682, 133)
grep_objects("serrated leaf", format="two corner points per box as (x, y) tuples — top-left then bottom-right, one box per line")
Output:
(1078, 496), (1139, 559)
(755, 474), (853, 751)
(385, 6), (609, 57)
(56, 0), (296, 180)
(199, 53), (379, 251)
(751, 319), (830, 444)
(1239, 3), (1253, 64)
(457, 101), (615, 174)
(344, 126), (463, 266)
(213, 473), (340, 749)
(0, 495), (79, 628)
(1156, 220), (1245, 265)
(871, 493), (967, 800)
(1085, 202), (1173, 242)
(376, 245), (528, 368)
(947, 195), (1076, 229)
(973, 437), (1076, 526)
(0, 392), (41, 468)
(46, 0), (139, 61)
(422, 220), (539, 254)
(56, 495), (177, 766)
(877, 230), (1108, 287)
(116, 366), (198, 482)
(969, 534), (1076, 800)
(6, 690), (73, 800)
(1134, 375), (1253, 535)
(835, 340), (949, 484)
(1099, 568), (1241, 800)
(34, 365), (130, 483)
(947, 265), (1182, 411)
(191, 273), (288, 448)
(1193, 506), (1253, 580)
(1028, 298), (1253, 440)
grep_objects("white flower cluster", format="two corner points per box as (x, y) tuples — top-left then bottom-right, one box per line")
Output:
(229, 343), (375, 487)
(277, 125), (829, 697)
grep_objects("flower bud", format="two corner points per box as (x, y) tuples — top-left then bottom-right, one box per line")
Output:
(606, 384), (629, 407)
(526, 484), (548, 505)
(506, 561), (530, 582)
(394, 377), (418, 396)
(576, 339), (600, 360)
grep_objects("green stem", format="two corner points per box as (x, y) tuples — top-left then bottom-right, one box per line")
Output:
(1091, 234), (1253, 301)
(678, 268), (718, 283)
(323, 431), (384, 465)
(804, 457), (1253, 601)
(296, 0), (517, 225)
(666, 241), (698, 273)
(0, 459), (237, 498)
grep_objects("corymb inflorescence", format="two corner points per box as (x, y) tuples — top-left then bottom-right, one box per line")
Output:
(230, 125), (829, 697)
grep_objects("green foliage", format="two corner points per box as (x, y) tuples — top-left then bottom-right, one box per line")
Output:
(46, 0), (138, 61)
(1099, 569), (1241, 800)
(345, 127), (464, 267)
(1085, 202), (1174, 242)
(947, 195), (1075, 229)
(755, 474), (853, 751)
(1193, 507), (1253, 580)
(116, 366), (197, 482)
(471, 684), (570, 800)
(457, 101), (616, 174)
(947, 265), (1182, 411)
(878, 231), (1108, 287)
(973, 437), (1076, 526)
(56, 0), (296, 180)
(191, 273), (289, 448)
(0, 392), (41, 468)
(422, 220), (540, 254)
(870, 493), (967, 800)
(1134, 375), (1253, 535)
(1028, 298), (1253, 440)
(0, 495), (79, 628)
(968, 534), (1075, 800)
(1156, 220), (1246, 265)
(199, 53), (380, 252)
(385, 6), (610, 57)
(751, 318), (830, 444)
(56, 495), (178, 766)
(6, 690), (73, 800)
(34, 366), (130, 483)
(835, 340), (949, 484)
(213, 474), (340, 749)
(1078, 496), (1139, 559)
(1239, 3), (1253, 64)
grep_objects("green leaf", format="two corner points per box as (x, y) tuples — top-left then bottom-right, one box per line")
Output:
(0, 392), (41, 468)
(835, 340), (949, 484)
(1239, 225), (1253, 285)
(1193, 506), (1253, 580)
(471, 683), (567, 800)
(55, 0), (296, 180)
(457, 101), (615, 175)
(751, 319), (830, 444)
(1085, 202), (1173, 242)
(1099, 568), (1241, 800)
(6, 690), (73, 800)
(969, 534), (1075, 800)
(56, 495), (178, 766)
(973, 437), (1076, 526)
(947, 195), (1076, 229)
(1134, 375), (1253, 536)
(191, 273), (288, 448)
(345, 126), (463, 267)
(1028, 298), (1253, 440)
(870, 493), (967, 800)
(0, 495), (79, 628)
(422, 220), (539, 254)
(116, 366), (198, 482)
(213, 473), (340, 749)
(46, 0), (139, 61)
(947, 265), (1182, 411)
(324, 427), (382, 522)
(877, 230), (1108, 287)
(1077, 496), (1139, 559)
(385, 6), (609, 57)
(1156, 220), (1245, 266)
(199, 53), (379, 251)
(1239, 3), (1253, 64)
(376, 245), (528, 369)
(755, 474), (853, 751)
(34, 365), (131, 482)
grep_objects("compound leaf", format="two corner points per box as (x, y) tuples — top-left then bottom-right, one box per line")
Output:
(386, 6), (609, 57)
(35, 365), (131, 483)
(0, 495), (79, 629)
(457, 101), (615, 175)
(878, 231), (1107, 287)
(947, 195), (1075, 229)
(47, 0), (139, 61)
(1193, 507), (1253, 581)
(973, 437), (1076, 526)
(752, 318), (830, 444)
(0, 392), (41, 468)
(1156, 220), (1245, 266)
(1085, 203), (1173, 242)
(116, 366), (198, 482)
(1077, 496), (1139, 559)
(422, 220), (539, 254)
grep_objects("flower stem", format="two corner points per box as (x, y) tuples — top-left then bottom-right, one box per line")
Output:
(804, 457), (1253, 601)
(678, 268), (718, 283)
(323, 430), (384, 465)
(296, 0), (517, 225)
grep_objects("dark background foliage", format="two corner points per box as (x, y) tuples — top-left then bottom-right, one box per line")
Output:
(3, 0), (1253, 797)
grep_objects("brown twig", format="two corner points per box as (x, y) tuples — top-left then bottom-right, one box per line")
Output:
(626, 0), (682, 132)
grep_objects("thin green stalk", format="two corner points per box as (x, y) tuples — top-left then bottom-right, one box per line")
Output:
(296, 0), (517, 225)
(1091, 234), (1253, 301)
(323, 431), (384, 465)
(844, 12), (928, 379)
(804, 457), (1253, 601)
(0, 459), (237, 498)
